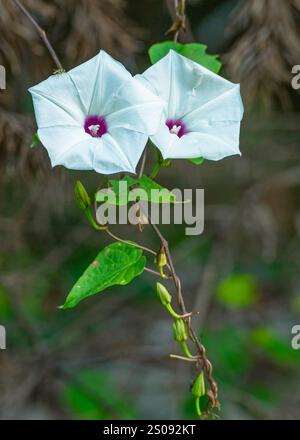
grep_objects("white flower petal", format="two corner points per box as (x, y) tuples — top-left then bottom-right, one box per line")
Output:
(68, 51), (132, 116)
(182, 85), (243, 131)
(140, 50), (244, 161)
(38, 126), (94, 169)
(29, 51), (164, 174)
(105, 77), (164, 135)
(92, 129), (147, 174)
(150, 123), (180, 158)
(29, 74), (85, 127)
(107, 128), (148, 171)
(137, 50), (202, 119)
(162, 122), (241, 161)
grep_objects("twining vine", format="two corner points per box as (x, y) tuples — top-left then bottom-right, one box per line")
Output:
(14, 0), (244, 418)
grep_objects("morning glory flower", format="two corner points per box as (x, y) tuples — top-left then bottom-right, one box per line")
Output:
(137, 50), (244, 161)
(29, 51), (164, 174)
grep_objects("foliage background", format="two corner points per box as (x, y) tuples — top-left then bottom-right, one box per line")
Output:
(1, 0), (300, 420)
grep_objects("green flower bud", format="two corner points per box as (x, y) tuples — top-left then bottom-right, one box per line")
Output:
(157, 249), (167, 268)
(172, 318), (187, 343)
(191, 371), (205, 398)
(156, 246), (168, 278)
(75, 180), (91, 210)
(156, 282), (172, 307)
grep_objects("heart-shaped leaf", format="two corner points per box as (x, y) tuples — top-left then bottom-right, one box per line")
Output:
(61, 242), (146, 309)
(149, 41), (222, 73)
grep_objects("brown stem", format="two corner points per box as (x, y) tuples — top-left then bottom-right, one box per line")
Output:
(165, 0), (187, 41)
(165, 0), (194, 42)
(13, 0), (63, 70)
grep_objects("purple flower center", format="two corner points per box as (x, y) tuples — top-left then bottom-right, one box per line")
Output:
(166, 119), (187, 138)
(84, 115), (107, 138)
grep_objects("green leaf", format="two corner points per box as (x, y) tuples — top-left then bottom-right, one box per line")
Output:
(190, 157), (205, 166)
(216, 274), (259, 309)
(61, 242), (146, 309)
(149, 41), (182, 64)
(30, 132), (40, 148)
(180, 43), (222, 74)
(149, 41), (222, 73)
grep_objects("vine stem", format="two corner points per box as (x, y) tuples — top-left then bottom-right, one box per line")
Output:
(148, 219), (219, 409)
(137, 146), (219, 410)
(166, 0), (187, 42)
(13, 0), (63, 70)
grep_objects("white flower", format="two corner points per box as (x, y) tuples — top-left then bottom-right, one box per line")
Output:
(29, 51), (164, 174)
(137, 50), (244, 161)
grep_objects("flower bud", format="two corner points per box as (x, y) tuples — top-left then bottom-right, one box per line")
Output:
(157, 248), (167, 268)
(172, 318), (187, 343)
(156, 282), (172, 306)
(156, 246), (168, 278)
(75, 180), (91, 210)
(191, 371), (205, 398)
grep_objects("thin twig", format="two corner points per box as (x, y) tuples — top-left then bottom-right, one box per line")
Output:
(166, 0), (195, 42)
(170, 354), (198, 363)
(13, 0), (63, 70)
(166, 0), (190, 42)
(106, 228), (157, 257)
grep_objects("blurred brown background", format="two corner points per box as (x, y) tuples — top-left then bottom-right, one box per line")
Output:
(1, 0), (300, 420)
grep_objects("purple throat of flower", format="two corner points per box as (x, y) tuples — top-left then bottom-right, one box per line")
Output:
(84, 115), (108, 138)
(166, 119), (187, 138)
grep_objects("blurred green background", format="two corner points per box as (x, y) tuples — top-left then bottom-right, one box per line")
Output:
(1, 0), (300, 420)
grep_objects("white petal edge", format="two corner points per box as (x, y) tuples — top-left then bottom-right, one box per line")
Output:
(92, 129), (147, 174)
